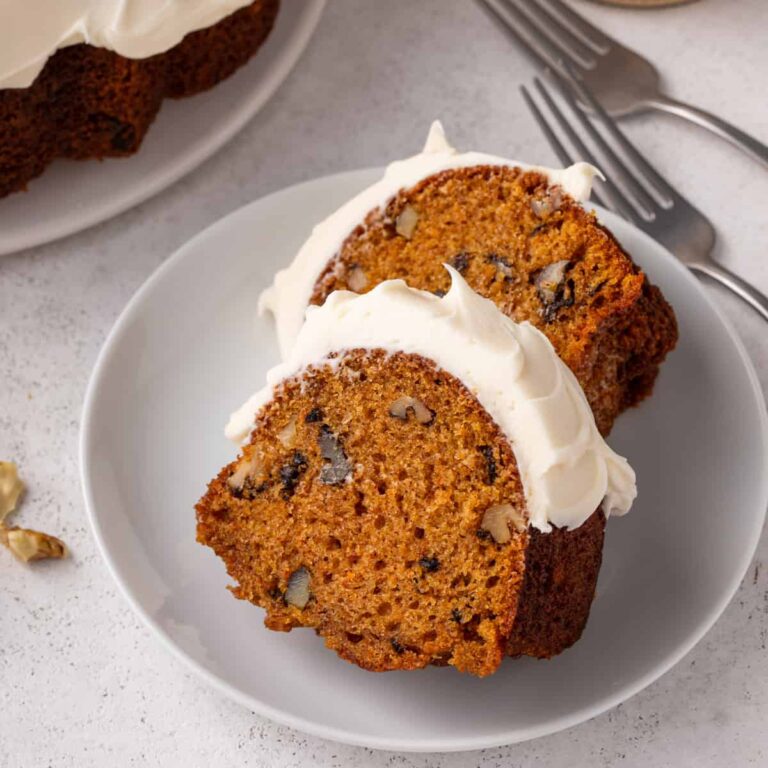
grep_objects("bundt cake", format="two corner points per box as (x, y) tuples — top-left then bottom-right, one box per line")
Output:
(0, 0), (279, 198)
(261, 122), (677, 435)
(196, 272), (636, 676)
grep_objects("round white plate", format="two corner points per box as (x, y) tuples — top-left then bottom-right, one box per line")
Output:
(80, 169), (768, 752)
(0, 0), (325, 257)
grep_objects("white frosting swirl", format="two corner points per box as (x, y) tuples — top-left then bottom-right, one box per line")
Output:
(259, 121), (601, 359)
(230, 270), (636, 532)
(0, 0), (254, 89)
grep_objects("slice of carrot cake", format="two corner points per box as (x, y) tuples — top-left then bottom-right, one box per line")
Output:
(260, 122), (677, 435)
(196, 270), (636, 676)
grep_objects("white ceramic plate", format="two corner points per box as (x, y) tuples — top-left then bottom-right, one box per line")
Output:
(0, 0), (325, 257)
(80, 169), (768, 752)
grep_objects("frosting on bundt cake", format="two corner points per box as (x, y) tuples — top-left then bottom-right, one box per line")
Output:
(0, 0), (279, 197)
(231, 269), (636, 532)
(0, 0), (258, 88)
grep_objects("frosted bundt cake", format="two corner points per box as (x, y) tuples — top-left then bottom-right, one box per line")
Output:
(261, 122), (677, 435)
(197, 271), (636, 676)
(0, 0), (279, 197)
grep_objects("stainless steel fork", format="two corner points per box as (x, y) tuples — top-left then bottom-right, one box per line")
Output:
(478, 0), (768, 169)
(520, 72), (768, 321)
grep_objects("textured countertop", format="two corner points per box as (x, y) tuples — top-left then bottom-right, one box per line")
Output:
(1, 1), (767, 766)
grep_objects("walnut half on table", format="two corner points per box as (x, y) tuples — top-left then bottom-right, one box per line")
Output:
(0, 460), (25, 523)
(0, 461), (67, 564)
(0, 527), (67, 563)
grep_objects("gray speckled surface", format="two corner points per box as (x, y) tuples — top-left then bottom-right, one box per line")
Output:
(1, 1), (767, 765)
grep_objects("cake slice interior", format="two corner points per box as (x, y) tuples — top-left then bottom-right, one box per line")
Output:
(198, 349), (531, 676)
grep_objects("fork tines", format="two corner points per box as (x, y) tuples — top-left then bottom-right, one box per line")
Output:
(478, 0), (685, 229)
(475, 0), (608, 78)
(520, 74), (675, 226)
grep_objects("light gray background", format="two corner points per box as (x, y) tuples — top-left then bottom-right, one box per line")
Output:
(1, 1), (766, 766)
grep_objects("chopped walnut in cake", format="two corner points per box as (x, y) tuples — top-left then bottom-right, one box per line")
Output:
(480, 504), (526, 544)
(346, 265), (368, 292)
(478, 445), (497, 485)
(317, 425), (352, 485)
(228, 452), (269, 498)
(285, 567), (311, 609)
(531, 188), (562, 218)
(277, 416), (297, 448)
(388, 396), (435, 425)
(535, 260), (574, 322)
(279, 452), (309, 498)
(451, 252), (470, 274)
(395, 205), (419, 239)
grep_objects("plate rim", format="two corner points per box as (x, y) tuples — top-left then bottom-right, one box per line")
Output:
(0, 0), (326, 257)
(79, 167), (768, 753)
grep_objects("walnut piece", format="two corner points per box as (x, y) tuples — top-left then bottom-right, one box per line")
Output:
(0, 461), (24, 524)
(531, 188), (562, 218)
(486, 254), (515, 280)
(277, 416), (297, 448)
(478, 445), (497, 485)
(536, 260), (569, 302)
(1, 527), (67, 563)
(388, 396), (435, 425)
(279, 451), (308, 498)
(395, 205), (419, 239)
(0, 462), (68, 564)
(451, 252), (470, 274)
(535, 260), (574, 322)
(346, 265), (368, 293)
(285, 567), (311, 609)
(318, 426), (352, 485)
(227, 452), (267, 492)
(480, 504), (526, 544)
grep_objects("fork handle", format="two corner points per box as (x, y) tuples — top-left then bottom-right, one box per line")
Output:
(690, 262), (768, 322)
(646, 95), (768, 170)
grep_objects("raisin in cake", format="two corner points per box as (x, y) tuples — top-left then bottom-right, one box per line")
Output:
(261, 121), (677, 435)
(0, 0), (279, 198)
(196, 271), (636, 676)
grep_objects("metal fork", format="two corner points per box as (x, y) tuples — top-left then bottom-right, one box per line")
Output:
(520, 72), (768, 321)
(477, 0), (768, 169)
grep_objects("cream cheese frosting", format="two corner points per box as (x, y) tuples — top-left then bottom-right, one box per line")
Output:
(259, 121), (602, 359)
(0, 0), (254, 89)
(230, 269), (636, 532)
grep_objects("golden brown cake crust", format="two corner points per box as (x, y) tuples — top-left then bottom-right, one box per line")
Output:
(0, 0), (279, 198)
(196, 349), (605, 675)
(506, 510), (606, 658)
(311, 165), (678, 435)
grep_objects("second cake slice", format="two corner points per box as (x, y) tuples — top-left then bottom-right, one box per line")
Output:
(261, 122), (677, 435)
